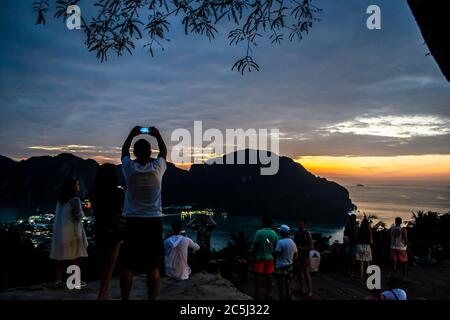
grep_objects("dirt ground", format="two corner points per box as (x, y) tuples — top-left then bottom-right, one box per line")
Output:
(235, 260), (450, 300)
(1, 261), (449, 300)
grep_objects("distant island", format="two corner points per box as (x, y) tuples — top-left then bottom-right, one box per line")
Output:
(0, 150), (355, 227)
(356, 184), (365, 187)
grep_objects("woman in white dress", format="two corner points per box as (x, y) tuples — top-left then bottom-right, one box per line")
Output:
(50, 177), (88, 286)
(355, 217), (373, 282)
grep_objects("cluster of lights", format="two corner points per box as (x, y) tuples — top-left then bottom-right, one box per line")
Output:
(180, 209), (214, 220)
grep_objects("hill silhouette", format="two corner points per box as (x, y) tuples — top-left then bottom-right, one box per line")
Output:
(0, 150), (354, 226)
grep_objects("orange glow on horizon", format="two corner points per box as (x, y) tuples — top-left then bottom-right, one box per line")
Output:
(15, 152), (450, 181)
(170, 155), (450, 181)
(295, 155), (450, 180)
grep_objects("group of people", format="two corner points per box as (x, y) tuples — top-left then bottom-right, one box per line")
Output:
(48, 125), (410, 300)
(252, 217), (315, 300)
(344, 213), (409, 282)
(49, 126), (166, 299)
(49, 126), (220, 299)
(344, 213), (409, 300)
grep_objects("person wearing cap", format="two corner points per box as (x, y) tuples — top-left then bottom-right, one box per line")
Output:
(251, 217), (279, 300)
(274, 224), (298, 300)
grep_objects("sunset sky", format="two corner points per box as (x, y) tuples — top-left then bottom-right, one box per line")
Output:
(1, 0), (449, 185)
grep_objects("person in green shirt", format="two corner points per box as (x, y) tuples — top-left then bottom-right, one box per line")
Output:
(251, 217), (279, 300)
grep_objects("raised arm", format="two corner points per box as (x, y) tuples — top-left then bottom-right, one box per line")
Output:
(121, 126), (141, 160)
(150, 127), (167, 159)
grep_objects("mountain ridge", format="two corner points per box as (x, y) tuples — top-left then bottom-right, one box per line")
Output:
(0, 151), (354, 226)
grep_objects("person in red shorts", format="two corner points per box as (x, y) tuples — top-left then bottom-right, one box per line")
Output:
(390, 217), (409, 279)
(251, 217), (279, 300)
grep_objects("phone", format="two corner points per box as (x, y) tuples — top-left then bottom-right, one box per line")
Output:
(140, 127), (150, 134)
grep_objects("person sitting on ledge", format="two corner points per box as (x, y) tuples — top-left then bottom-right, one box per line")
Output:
(164, 219), (200, 280)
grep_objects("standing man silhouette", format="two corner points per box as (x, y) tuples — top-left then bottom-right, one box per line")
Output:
(119, 126), (167, 300)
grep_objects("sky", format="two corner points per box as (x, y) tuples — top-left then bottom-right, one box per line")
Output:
(0, 0), (449, 184)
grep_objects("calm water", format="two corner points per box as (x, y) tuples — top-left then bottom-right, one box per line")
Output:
(1, 183), (448, 250)
(163, 214), (343, 250)
(346, 183), (450, 224)
(0, 207), (33, 223)
(0, 208), (343, 251)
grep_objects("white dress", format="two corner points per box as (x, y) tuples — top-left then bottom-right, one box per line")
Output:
(49, 197), (88, 260)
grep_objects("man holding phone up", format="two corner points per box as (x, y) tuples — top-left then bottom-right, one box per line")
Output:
(119, 126), (167, 300)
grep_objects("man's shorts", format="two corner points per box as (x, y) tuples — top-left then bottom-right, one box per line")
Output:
(390, 249), (408, 263)
(274, 264), (294, 281)
(119, 217), (163, 271)
(253, 260), (275, 274)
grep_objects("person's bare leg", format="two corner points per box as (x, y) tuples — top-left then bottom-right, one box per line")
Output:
(304, 269), (313, 297)
(147, 268), (160, 300)
(298, 267), (304, 293)
(392, 259), (398, 274)
(98, 244), (121, 300)
(120, 270), (133, 300)
(277, 280), (285, 300)
(285, 278), (292, 300)
(55, 260), (64, 283)
(351, 255), (356, 276)
(360, 261), (364, 282)
(265, 274), (273, 299)
(254, 273), (261, 300)
(402, 262), (407, 279)
(345, 255), (351, 276)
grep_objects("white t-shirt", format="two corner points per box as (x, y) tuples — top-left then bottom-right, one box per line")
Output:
(275, 237), (298, 269)
(390, 225), (407, 250)
(164, 235), (200, 280)
(381, 288), (407, 300)
(121, 156), (167, 218)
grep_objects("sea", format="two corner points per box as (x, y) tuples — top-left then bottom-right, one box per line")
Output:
(1, 183), (449, 250)
(345, 183), (450, 223)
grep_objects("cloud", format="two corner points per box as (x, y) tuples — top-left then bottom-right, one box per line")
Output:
(28, 145), (120, 154)
(323, 115), (450, 138)
(1, 0), (450, 170)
